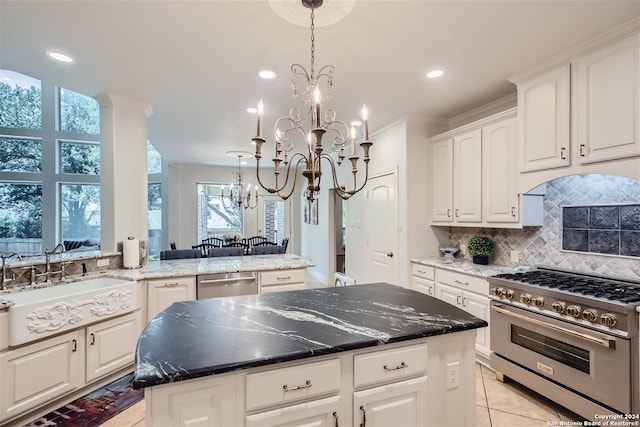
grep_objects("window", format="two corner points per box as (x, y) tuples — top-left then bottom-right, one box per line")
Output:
(147, 142), (163, 259)
(0, 69), (100, 255)
(60, 184), (101, 241)
(196, 183), (243, 242)
(0, 137), (42, 172)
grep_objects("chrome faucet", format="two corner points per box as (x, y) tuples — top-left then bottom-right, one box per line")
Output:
(39, 244), (67, 284)
(1, 252), (22, 290)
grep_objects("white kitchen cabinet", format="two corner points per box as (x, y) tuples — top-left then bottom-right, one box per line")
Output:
(353, 376), (428, 427)
(430, 138), (454, 222)
(85, 312), (139, 383)
(411, 263), (435, 296)
(482, 117), (519, 223)
(435, 269), (490, 362)
(453, 129), (483, 223)
(517, 63), (571, 172)
(576, 33), (640, 164)
(430, 131), (481, 225)
(147, 276), (196, 321)
(259, 268), (306, 293)
(146, 334), (478, 426)
(0, 330), (84, 422)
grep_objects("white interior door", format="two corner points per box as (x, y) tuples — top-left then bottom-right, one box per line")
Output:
(365, 171), (397, 285)
(257, 195), (292, 246)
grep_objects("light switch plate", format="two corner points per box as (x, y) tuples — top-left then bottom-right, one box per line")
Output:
(510, 250), (519, 262)
(97, 258), (110, 267)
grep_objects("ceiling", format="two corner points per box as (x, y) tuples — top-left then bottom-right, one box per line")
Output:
(1, 1), (638, 167)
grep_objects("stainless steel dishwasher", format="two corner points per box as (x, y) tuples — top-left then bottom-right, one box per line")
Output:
(196, 271), (257, 300)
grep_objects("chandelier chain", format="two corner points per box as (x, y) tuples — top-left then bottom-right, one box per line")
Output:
(310, 7), (315, 76)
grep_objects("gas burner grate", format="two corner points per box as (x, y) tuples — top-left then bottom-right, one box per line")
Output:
(493, 271), (640, 304)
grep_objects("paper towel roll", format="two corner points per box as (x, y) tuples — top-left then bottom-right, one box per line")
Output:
(123, 237), (140, 269)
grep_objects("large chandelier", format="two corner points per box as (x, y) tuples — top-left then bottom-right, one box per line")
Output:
(221, 151), (258, 210)
(252, 0), (372, 202)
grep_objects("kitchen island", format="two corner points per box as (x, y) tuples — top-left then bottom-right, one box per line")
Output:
(134, 283), (487, 426)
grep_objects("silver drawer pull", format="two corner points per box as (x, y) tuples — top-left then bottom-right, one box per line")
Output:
(283, 380), (311, 392)
(163, 282), (180, 287)
(383, 361), (408, 371)
(454, 280), (469, 286)
(276, 276), (291, 281)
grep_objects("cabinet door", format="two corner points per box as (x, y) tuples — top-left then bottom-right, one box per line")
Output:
(86, 313), (139, 383)
(482, 117), (519, 223)
(353, 376), (427, 427)
(435, 282), (461, 307)
(246, 395), (341, 427)
(147, 276), (196, 321)
(461, 291), (491, 359)
(430, 139), (453, 222)
(453, 129), (482, 223)
(518, 63), (571, 171)
(413, 276), (435, 296)
(0, 330), (83, 422)
(576, 34), (640, 164)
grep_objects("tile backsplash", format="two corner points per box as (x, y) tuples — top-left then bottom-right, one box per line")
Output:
(448, 174), (640, 281)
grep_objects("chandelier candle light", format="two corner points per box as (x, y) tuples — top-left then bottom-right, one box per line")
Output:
(252, 0), (372, 202)
(221, 151), (258, 210)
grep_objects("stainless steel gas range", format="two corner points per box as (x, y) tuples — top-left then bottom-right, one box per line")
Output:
(488, 267), (639, 420)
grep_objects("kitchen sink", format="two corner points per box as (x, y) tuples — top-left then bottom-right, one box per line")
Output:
(6, 277), (138, 346)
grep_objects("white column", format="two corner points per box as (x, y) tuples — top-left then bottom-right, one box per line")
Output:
(95, 94), (153, 252)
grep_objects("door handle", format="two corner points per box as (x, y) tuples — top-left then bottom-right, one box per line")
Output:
(387, 252), (393, 258)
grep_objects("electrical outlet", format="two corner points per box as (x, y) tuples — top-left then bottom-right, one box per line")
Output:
(446, 361), (460, 389)
(459, 244), (466, 255)
(97, 258), (110, 268)
(510, 250), (519, 263)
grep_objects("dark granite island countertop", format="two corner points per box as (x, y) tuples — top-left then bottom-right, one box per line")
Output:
(133, 282), (487, 389)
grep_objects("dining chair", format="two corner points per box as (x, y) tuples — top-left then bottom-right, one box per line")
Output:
(243, 236), (268, 248)
(207, 247), (244, 257)
(202, 237), (224, 247)
(281, 238), (289, 253)
(160, 249), (201, 260)
(251, 245), (286, 255)
(252, 241), (277, 247)
(192, 243), (216, 257)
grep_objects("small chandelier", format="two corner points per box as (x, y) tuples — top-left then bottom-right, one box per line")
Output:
(252, 0), (372, 203)
(221, 151), (258, 210)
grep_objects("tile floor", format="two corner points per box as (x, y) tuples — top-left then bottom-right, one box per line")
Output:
(102, 362), (583, 426)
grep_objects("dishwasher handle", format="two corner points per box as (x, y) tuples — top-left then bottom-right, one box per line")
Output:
(198, 276), (256, 285)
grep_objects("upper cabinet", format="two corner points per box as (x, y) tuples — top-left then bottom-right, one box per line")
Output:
(575, 34), (639, 164)
(517, 63), (571, 172)
(511, 21), (640, 192)
(429, 109), (541, 228)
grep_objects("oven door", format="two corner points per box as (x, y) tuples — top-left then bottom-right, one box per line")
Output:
(491, 302), (631, 413)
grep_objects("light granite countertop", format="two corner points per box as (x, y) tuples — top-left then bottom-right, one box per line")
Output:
(411, 257), (519, 278)
(116, 253), (315, 281)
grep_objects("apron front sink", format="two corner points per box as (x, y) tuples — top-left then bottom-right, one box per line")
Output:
(6, 277), (138, 346)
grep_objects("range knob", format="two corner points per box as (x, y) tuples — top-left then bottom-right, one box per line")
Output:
(519, 294), (532, 304)
(551, 301), (566, 314)
(502, 289), (515, 300)
(491, 287), (505, 297)
(582, 309), (598, 322)
(600, 313), (617, 327)
(531, 297), (545, 308)
(566, 305), (582, 318)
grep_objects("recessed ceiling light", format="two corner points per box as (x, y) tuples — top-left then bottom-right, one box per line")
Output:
(426, 69), (444, 79)
(46, 50), (74, 63)
(259, 70), (276, 79)
(247, 107), (258, 114)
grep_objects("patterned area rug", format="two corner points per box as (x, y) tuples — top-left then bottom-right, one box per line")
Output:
(24, 373), (143, 427)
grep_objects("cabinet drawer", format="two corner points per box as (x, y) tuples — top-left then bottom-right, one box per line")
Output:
(260, 269), (306, 286)
(436, 269), (488, 295)
(411, 263), (434, 280)
(246, 358), (340, 412)
(353, 344), (428, 389)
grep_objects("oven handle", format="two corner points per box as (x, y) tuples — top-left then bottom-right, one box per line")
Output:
(491, 305), (616, 350)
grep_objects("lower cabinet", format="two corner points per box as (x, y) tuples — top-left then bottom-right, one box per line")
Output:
(146, 276), (196, 321)
(0, 330), (83, 422)
(0, 310), (141, 423)
(411, 263), (435, 296)
(146, 333), (478, 426)
(435, 268), (490, 362)
(259, 269), (306, 293)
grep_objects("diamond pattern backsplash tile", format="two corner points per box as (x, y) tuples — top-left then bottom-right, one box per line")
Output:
(448, 174), (640, 281)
